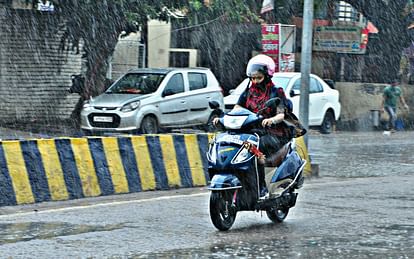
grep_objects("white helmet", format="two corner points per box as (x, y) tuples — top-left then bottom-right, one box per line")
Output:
(246, 54), (276, 77)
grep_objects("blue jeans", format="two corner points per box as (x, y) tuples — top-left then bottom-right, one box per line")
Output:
(384, 106), (397, 130)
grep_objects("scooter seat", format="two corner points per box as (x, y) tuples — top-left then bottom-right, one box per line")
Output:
(264, 143), (290, 167)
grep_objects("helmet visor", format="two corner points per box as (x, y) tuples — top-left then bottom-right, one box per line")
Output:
(246, 63), (267, 77)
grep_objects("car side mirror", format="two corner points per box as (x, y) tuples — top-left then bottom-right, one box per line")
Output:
(290, 89), (300, 97)
(162, 89), (175, 97)
(229, 89), (235, 94)
(209, 101), (220, 110)
(324, 79), (335, 89)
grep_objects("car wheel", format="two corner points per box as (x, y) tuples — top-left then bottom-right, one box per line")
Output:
(320, 111), (335, 134)
(140, 115), (159, 134)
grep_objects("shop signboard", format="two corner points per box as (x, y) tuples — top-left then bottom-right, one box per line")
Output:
(261, 24), (296, 72)
(261, 24), (280, 70)
(313, 26), (367, 54)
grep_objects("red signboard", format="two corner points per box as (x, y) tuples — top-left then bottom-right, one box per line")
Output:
(261, 24), (280, 71)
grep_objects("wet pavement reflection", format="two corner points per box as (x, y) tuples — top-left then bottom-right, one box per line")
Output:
(0, 222), (125, 244)
(308, 131), (414, 177)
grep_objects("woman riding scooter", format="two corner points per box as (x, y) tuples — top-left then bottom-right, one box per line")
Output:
(214, 54), (295, 198)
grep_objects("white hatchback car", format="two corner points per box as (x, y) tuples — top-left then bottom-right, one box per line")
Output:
(80, 67), (224, 134)
(224, 72), (341, 134)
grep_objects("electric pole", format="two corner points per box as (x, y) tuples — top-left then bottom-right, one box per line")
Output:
(299, 0), (314, 146)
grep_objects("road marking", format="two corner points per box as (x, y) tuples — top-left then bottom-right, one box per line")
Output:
(0, 192), (210, 219)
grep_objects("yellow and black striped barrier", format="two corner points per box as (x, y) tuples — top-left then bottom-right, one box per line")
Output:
(0, 134), (311, 207)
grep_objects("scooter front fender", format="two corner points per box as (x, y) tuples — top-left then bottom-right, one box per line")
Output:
(208, 174), (242, 190)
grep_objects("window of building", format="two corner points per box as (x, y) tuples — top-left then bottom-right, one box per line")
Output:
(336, 1), (359, 22)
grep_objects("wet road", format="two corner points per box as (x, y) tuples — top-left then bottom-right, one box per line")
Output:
(0, 131), (413, 258)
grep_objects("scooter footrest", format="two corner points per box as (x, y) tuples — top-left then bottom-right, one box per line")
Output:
(255, 192), (298, 210)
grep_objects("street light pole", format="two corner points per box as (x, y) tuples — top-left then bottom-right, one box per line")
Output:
(299, 0), (314, 146)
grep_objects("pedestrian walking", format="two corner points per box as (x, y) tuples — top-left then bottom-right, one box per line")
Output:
(381, 79), (409, 132)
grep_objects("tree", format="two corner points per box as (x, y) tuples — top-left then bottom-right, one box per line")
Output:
(273, 0), (412, 81)
(346, 0), (411, 81)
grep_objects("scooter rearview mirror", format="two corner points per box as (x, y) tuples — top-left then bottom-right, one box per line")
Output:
(209, 101), (220, 110)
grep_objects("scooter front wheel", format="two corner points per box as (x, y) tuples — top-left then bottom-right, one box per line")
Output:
(209, 191), (237, 231)
(266, 207), (289, 223)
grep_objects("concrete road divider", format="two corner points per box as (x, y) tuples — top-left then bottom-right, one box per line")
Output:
(0, 134), (310, 207)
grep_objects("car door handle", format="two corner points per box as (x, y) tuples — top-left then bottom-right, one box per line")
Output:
(181, 100), (186, 104)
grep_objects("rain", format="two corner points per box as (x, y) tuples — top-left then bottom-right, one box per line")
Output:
(0, 0), (414, 258)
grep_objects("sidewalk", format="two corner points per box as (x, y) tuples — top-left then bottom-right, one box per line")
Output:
(0, 127), (48, 140)
(0, 124), (80, 140)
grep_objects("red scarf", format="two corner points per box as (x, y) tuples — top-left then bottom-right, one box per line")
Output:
(245, 81), (273, 116)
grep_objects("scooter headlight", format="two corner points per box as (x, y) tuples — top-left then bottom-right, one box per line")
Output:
(231, 146), (251, 164)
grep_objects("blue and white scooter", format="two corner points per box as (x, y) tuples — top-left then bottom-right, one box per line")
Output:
(207, 99), (306, 231)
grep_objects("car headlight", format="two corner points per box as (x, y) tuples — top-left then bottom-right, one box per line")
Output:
(121, 100), (140, 112)
(82, 100), (91, 110)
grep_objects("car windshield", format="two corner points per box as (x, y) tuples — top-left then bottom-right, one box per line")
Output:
(232, 79), (250, 95)
(106, 73), (166, 94)
(272, 76), (291, 91)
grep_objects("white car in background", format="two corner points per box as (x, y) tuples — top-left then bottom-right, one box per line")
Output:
(80, 68), (225, 135)
(224, 72), (341, 134)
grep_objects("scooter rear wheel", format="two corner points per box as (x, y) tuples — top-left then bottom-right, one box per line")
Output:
(209, 191), (237, 231)
(266, 207), (289, 223)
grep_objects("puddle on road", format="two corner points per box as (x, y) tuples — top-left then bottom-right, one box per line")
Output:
(132, 233), (413, 258)
(0, 222), (125, 244)
(132, 235), (412, 259)
(130, 223), (414, 258)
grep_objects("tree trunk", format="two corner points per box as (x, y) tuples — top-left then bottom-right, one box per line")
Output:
(57, 1), (127, 128)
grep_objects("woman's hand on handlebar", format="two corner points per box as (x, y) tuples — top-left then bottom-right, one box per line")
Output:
(213, 117), (220, 125)
(262, 118), (274, 127)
